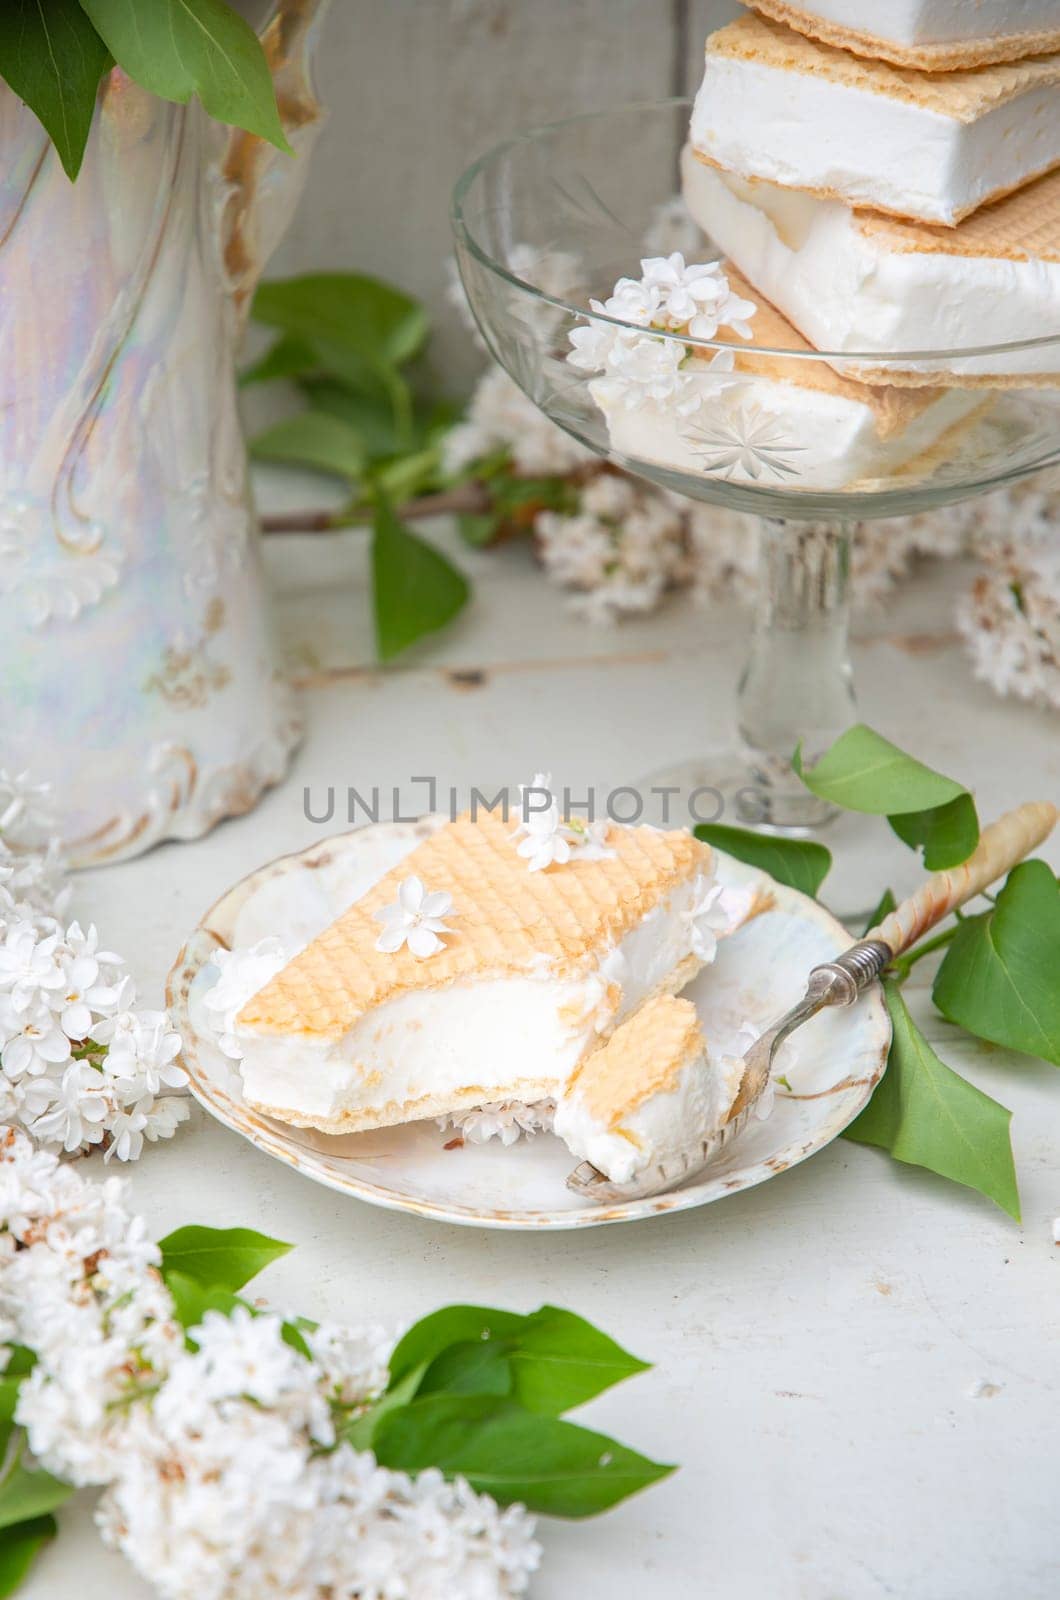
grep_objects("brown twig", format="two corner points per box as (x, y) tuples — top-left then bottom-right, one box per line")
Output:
(260, 481), (493, 534)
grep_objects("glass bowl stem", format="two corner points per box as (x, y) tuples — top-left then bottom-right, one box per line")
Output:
(736, 518), (857, 831)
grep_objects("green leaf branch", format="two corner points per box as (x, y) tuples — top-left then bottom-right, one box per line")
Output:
(244, 272), (585, 659)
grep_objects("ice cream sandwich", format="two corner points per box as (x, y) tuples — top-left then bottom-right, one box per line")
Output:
(692, 14), (1060, 226)
(682, 148), (1060, 385)
(230, 812), (728, 1135)
(553, 995), (745, 1186)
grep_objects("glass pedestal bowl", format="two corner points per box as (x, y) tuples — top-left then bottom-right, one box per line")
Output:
(452, 99), (1060, 832)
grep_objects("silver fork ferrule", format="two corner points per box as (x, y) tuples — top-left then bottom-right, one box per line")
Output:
(807, 939), (892, 1006)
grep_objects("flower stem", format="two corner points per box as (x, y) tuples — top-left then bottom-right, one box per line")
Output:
(259, 481), (493, 535)
(890, 924), (959, 984)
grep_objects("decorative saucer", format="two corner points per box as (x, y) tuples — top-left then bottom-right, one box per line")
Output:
(166, 821), (890, 1230)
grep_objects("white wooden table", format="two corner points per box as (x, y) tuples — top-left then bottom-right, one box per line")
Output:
(27, 486), (1060, 1599)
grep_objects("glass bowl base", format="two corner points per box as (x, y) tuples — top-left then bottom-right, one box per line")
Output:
(637, 750), (837, 836)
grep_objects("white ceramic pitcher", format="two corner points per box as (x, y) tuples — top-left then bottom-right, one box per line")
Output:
(0, 0), (329, 864)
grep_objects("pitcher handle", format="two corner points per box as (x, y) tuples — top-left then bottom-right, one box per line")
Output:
(222, 0), (332, 319)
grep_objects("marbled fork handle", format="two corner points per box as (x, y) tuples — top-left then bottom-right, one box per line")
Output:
(867, 799), (1059, 957)
(568, 800), (1058, 1204)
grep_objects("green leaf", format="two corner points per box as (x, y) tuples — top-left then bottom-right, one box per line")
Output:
(0, 1), (110, 180)
(389, 1307), (527, 1391)
(240, 334), (321, 388)
(370, 447), (442, 503)
(419, 1340), (514, 1401)
(253, 275), (428, 383)
(844, 981), (1020, 1220)
(0, 1515), (57, 1597)
(933, 860), (1060, 1067)
(0, 1441), (73, 1532)
(371, 496), (469, 662)
(157, 1225), (292, 1293)
(373, 1395), (673, 1518)
(794, 725), (979, 869)
(164, 1270), (248, 1333)
(0, 1350), (36, 1464)
(507, 1307), (649, 1416)
(862, 887), (897, 937)
(250, 412), (366, 483)
(493, 475), (578, 516)
(342, 1365), (427, 1453)
(693, 823), (831, 897)
(300, 377), (408, 460)
(80, 0), (288, 149)
(391, 1304), (649, 1417)
(889, 797), (980, 871)
(457, 511), (504, 548)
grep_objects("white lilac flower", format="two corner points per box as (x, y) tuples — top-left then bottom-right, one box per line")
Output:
(601, 276), (660, 327)
(141, 1096), (191, 1146)
(536, 476), (689, 625)
(2, 1004), (72, 1079)
(438, 1099), (557, 1147)
(0, 771), (52, 837)
(687, 878), (756, 964)
(511, 775), (570, 873)
(579, 472), (637, 521)
(25, 1061), (109, 1153)
(640, 253), (725, 327)
(155, 1309), (331, 1441)
(50, 923), (125, 1039)
(566, 306), (620, 374)
(0, 924), (66, 1015)
(443, 365), (594, 479)
(0, 837), (70, 922)
(535, 509), (614, 589)
(599, 332), (695, 412)
(103, 1107), (149, 1164)
(374, 877), (457, 958)
(94, 1009), (186, 1099)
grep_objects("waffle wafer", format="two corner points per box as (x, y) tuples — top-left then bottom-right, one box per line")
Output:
(742, 0), (1060, 72)
(240, 812), (710, 1038)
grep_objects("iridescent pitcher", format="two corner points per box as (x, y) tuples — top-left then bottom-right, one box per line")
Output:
(0, 0), (329, 864)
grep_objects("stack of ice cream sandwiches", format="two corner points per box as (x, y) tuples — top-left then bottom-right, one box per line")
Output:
(685, 0), (1060, 389)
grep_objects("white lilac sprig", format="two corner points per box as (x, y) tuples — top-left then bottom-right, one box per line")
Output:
(0, 1129), (542, 1600)
(511, 773), (613, 873)
(374, 876), (458, 958)
(567, 252), (757, 413)
(0, 820), (189, 1162)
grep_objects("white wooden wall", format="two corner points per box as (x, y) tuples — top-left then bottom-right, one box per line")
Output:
(268, 0), (738, 390)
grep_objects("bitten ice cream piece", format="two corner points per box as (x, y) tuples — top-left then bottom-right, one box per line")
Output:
(230, 812), (725, 1134)
(739, 0), (1060, 72)
(589, 262), (983, 490)
(691, 15), (1060, 226)
(553, 996), (744, 1186)
(681, 147), (1060, 385)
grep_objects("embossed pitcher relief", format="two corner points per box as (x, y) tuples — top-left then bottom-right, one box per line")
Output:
(0, 1), (329, 865)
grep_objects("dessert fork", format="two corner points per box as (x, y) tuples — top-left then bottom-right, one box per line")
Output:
(567, 799), (1058, 1204)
